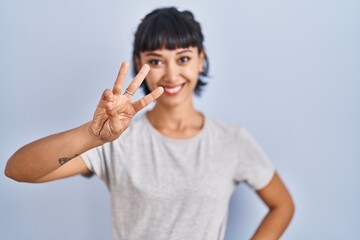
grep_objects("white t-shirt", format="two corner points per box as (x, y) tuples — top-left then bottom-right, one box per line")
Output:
(82, 114), (275, 240)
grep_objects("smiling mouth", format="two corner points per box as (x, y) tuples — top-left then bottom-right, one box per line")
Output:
(163, 83), (185, 95)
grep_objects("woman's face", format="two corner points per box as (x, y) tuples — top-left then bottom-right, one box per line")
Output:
(136, 46), (204, 108)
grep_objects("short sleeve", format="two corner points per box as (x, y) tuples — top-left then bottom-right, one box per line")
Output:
(81, 142), (112, 184)
(234, 128), (275, 190)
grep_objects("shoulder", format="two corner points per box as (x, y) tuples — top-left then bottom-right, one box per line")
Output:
(204, 117), (244, 138)
(204, 116), (260, 146)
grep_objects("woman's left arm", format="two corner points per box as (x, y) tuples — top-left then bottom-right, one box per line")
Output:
(251, 172), (295, 240)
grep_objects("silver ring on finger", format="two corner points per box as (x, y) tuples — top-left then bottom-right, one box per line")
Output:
(124, 89), (134, 96)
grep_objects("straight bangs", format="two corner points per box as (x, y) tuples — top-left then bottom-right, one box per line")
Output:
(135, 13), (202, 53)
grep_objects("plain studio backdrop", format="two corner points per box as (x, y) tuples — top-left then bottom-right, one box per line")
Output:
(0, 0), (359, 239)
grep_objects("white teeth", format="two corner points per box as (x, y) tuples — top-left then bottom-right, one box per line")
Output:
(164, 85), (182, 94)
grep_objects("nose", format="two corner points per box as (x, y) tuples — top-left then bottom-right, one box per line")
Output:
(164, 62), (179, 83)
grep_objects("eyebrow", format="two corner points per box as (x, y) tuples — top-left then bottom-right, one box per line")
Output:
(176, 49), (193, 54)
(144, 53), (162, 57)
(144, 49), (193, 57)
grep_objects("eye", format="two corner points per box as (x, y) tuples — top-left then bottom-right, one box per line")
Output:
(148, 59), (162, 66)
(178, 56), (190, 64)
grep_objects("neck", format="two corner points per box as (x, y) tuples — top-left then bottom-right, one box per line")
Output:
(146, 101), (204, 138)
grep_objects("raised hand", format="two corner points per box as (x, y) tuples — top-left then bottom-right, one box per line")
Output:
(89, 61), (163, 143)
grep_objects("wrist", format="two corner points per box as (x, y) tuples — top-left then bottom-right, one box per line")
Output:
(80, 122), (107, 148)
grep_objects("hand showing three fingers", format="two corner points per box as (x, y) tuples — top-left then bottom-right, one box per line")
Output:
(88, 61), (163, 143)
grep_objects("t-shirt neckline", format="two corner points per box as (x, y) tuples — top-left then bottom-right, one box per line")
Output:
(141, 112), (207, 143)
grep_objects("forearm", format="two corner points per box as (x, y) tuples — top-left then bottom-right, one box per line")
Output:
(5, 122), (103, 182)
(251, 205), (294, 240)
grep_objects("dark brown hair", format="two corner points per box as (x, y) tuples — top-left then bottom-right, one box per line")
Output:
(132, 7), (209, 96)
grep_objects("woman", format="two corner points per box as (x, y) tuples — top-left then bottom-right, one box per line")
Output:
(5, 7), (294, 240)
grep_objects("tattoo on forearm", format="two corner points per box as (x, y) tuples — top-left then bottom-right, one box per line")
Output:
(59, 154), (79, 165)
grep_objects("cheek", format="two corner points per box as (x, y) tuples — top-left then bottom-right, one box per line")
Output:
(184, 67), (200, 84)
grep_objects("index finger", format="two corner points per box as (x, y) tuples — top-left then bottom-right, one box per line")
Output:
(113, 61), (129, 96)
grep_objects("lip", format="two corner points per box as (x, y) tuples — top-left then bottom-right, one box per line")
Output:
(162, 83), (185, 96)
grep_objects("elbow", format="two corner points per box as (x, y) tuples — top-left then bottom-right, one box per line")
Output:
(282, 201), (295, 224)
(270, 196), (296, 222)
(4, 164), (21, 182)
(4, 162), (29, 183)
(284, 190), (296, 219)
(285, 192), (296, 219)
(5, 151), (39, 183)
(279, 196), (296, 222)
(5, 159), (44, 183)
(289, 198), (296, 219)
(5, 172), (31, 183)
(4, 165), (18, 181)
(4, 165), (12, 179)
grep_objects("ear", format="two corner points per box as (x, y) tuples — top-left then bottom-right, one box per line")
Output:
(134, 55), (141, 73)
(198, 49), (205, 73)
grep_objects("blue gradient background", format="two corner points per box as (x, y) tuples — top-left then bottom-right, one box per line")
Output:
(1, 0), (359, 239)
